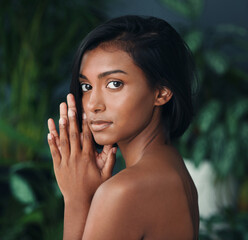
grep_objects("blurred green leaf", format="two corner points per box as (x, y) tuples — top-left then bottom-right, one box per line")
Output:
(184, 30), (203, 53)
(196, 100), (222, 133)
(204, 51), (229, 75)
(0, 119), (49, 157)
(219, 139), (238, 177)
(159, 0), (203, 19)
(192, 136), (208, 166)
(226, 99), (248, 136)
(210, 124), (226, 169)
(216, 24), (247, 37)
(10, 173), (36, 204)
(20, 209), (44, 225)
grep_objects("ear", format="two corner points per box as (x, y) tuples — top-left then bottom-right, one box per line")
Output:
(154, 87), (173, 106)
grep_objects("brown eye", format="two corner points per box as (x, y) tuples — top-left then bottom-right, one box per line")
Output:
(81, 83), (92, 92)
(107, 81), (123, 89)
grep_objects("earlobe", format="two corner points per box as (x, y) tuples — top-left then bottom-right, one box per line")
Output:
(154, 87), (173, 106)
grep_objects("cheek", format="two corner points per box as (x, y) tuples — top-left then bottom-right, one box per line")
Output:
(113, 92), (155, 133)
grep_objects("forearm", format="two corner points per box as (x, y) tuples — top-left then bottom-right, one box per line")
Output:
(63, 199), (91, 240)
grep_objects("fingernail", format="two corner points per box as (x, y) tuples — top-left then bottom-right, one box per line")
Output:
(68, 109), (75, 117)
(83, 113), (87, 120)
(48, 133), (52, 140)
(59, 117), (66, 125)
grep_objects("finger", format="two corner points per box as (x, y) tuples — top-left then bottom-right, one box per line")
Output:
(47, 133), (61, 167)
(96, 158), (104, 170)
(60, 102), (68, 123)
(67, 94), (81, 153)
(82, 113), (94, 155)
(59, 103), (70, 160)
(67, 93), (77, 113)
(96, 145), (113, 169)
(48, 118), (60, 148)
(102, 147), (117, 180)
(101, 145), (113, 157)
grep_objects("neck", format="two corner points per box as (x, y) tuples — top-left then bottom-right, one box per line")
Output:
(117, 109), (168, 168)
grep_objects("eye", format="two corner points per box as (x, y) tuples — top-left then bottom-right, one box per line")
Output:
(81, 83), (92, 92)
(106, 81), (123, 89)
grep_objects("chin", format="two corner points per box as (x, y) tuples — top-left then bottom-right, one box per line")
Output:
(93, 134), (117, 146)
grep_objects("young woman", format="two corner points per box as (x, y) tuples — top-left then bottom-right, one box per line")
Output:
(47, 15), (199, 240)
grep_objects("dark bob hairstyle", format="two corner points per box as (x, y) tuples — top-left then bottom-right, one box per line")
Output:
(70, 15), (196, 142)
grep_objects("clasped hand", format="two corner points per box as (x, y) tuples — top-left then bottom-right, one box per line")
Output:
(47, 94), (117, 204)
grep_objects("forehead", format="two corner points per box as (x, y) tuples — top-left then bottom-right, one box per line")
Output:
(79, 46), (138, 75)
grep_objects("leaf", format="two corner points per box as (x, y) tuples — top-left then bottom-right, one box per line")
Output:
(204, 51), (229, 75)
(159, 0), (203, 19)
(20, 209), (43, 225)
(226, 98), (248, 136)
(192, 136), (208, 166)
(184, 30), (203, 53)
(210, 124), (226, 171)
(219, 139), (238, 177)
(10, 173), (36, 204)
(216, 24), (247, 37)
(0, 118), (49, 157)
(197, 100), (222, 133)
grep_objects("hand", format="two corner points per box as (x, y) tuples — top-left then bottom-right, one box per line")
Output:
(47, 94), (117, 204)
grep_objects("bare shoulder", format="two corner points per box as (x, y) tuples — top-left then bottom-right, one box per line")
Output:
(97, 148), (191, 209)
(133, 145), (198, 239)
(83, 146), (198, 239)
(82, 168), (145, 240)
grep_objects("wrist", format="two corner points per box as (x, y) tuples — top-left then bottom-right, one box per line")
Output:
(64, 196), (91, 208)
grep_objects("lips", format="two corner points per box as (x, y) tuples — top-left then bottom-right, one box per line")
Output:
(90, 120), (113, 132)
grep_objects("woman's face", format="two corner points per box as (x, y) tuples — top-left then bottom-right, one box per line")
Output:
(79, 46), (158, 146)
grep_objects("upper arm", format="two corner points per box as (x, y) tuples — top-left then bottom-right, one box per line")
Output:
(82, 179), (144, 240)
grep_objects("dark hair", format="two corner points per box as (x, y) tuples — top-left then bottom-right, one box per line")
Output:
(70, 15), (196, 142)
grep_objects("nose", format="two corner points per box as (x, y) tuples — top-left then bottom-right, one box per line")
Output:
(85, 87), (106, 113)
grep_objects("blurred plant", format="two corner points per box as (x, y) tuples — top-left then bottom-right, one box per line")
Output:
(0, 0), (110, 239)
(160, 0), (248, 188)
(199, 207), (248, 240)
(0, 0), (106, 162)
(0, 162), (64, 240)
(160, 0), (248, 238)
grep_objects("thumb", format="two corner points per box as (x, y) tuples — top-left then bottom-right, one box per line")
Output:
(102, 147), (117, 181)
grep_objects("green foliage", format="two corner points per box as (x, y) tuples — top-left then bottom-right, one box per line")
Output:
(10, 172), (36, 204)
(200, 208), (248, 240)
(0, 0), (110, 239)
(0, 162), (64, 240)
(0, 0), (106, 162)
(160, 0), (248, 180)
(160, 0), (204, 20)
(160, 0), (248, 238)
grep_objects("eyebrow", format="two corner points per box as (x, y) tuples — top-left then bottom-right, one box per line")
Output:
(79, 69), (127, 80)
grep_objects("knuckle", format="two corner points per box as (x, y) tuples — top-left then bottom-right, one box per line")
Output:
(83, 152), (93, 162)
(70, 152), (80, 161)
(70, 131), (79, 140)
(59, 119), (67, 128)
(84, 132), (91, 140)
(84, 156), (91, 163)
(51, 150), (58, 158)
(59, 124), (66, 129)
(60, 139), (68, 147)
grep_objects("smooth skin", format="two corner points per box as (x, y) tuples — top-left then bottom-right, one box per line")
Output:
(48, 46), (198, 240)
